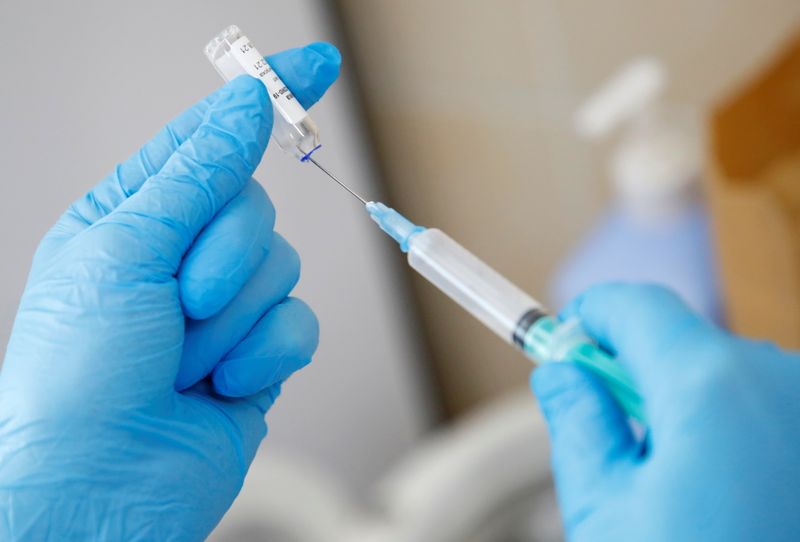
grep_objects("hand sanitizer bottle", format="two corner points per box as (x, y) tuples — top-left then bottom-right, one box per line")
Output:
(550, 58), (722, 323)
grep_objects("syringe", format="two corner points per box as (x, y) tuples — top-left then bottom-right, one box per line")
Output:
(366, 202), (645, 422)
(204, 25), (644, 422)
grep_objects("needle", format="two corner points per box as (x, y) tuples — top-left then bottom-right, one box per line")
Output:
(306, 156), (367, 205)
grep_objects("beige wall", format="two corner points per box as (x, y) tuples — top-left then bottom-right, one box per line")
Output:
(336, 1), (800, 414)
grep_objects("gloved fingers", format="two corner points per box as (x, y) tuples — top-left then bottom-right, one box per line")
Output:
(211, 297), (319, 397)
(57, 42), (341, 238)
(32, 88), (223, 265)
(561, 283), (713, 405)
(244, 382), (284, 414)
(267, 42), (342, 110)
(186, 380), (285, 468)
(181, 379), (272, 467)
(85, 75), (271, 277)
(178, 179), (275, 320)
(61, 90), (222, 232)
(531, 363), (639, 533)
(176, 233), (300, 391)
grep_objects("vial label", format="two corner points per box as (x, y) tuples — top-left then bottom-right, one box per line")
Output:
(229, 36), (307, 125)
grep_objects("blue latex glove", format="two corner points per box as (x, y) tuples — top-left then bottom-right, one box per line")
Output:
(533, 283), (800, 541)
(0, 43), (340, 540)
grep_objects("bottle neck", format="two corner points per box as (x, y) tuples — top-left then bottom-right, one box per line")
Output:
(617, 177), (700, 225)
(610, 106), (701, 225)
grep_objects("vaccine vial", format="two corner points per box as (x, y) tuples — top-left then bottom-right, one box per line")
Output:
(205, 25), (321, 160)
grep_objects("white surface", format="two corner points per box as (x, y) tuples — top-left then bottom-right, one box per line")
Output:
(371, 390), (555, 542)
(0, 0), (435, 491)
(210, 390), (559, 542)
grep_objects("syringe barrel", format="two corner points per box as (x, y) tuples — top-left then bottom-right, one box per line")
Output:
(204, 25), (320, 160)
(406, 228), (645, 422)
(406, 228), (543, 344)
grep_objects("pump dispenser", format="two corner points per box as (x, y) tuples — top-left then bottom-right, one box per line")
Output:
(551, 58), (722, 322)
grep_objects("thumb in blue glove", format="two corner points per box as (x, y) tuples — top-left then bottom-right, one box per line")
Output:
(533, 283), (800, 541)
(0, 42), (340, 541)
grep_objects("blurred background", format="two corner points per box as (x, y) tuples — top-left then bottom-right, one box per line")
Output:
(1, 1), (799, 540)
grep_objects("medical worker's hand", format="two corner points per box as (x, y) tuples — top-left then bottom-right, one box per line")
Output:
(533, 283), (800, 541)
(0, 43), (340, 540)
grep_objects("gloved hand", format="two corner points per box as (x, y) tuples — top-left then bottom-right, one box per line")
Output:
(532, 283), (800, 541)
(0, 42), (340, 541)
